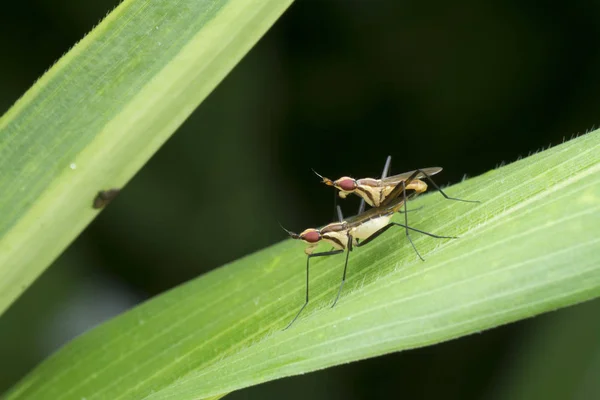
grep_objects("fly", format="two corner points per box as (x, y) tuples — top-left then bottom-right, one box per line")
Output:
(314, 156), (479, 211)
(281, 195), (454, 330)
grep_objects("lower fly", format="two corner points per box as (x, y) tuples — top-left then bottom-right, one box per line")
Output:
(281, 195), (455, 330)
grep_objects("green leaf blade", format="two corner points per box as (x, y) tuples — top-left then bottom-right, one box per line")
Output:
(0, 0), (293, 315)
(6, 132), (600, 399)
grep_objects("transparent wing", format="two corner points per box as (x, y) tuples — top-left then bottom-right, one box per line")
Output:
(379, 167), (443, 185)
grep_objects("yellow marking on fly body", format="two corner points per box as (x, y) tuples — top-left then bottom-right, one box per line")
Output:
(322, 231), (349, 251)
(407, 179), (428, 194)
(353, 178), (429, 207)
(357, 184), (382, 207)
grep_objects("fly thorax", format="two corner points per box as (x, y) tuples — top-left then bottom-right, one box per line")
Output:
(354, 185), (380, 207)
(322, 231), (349, 250)
(354, 179), (381, 207)
(351, 215), (393, 240)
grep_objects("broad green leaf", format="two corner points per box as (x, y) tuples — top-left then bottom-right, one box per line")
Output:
(6, 131), (600, 399)
(0, 0), (293, 316)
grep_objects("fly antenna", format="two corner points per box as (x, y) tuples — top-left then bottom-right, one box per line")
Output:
(311, 168), (333, 185)
(279, 222), (300, 239)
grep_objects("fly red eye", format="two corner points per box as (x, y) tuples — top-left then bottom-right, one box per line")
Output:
(337, 178), (357, 191)
(300, 229), (321, 243)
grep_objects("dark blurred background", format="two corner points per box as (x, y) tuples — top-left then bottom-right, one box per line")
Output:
(2, 0), (600, 399)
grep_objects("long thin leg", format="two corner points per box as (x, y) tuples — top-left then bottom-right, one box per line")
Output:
(378, 174), (424, 256)
(378, 171), (440, 259)
(400, 180), (422, 259)
(389, 179), (424, 261)
(336, 205), (345, 223)
(399, 205), (423, 214)
(381, 155), (392, 179)
(356, 222), (456, 261)
(357, 198), (366, 215)
(416, 169), (480, 204)
(357, 222), (455, 247)
(331, 234), (353, 308)
(284, 249), (344, 330)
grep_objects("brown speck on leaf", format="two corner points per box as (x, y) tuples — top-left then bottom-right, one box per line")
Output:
(93, 189), (121, 209)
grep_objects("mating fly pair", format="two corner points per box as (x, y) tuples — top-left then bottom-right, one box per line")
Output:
(282, 156), (478, 329)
